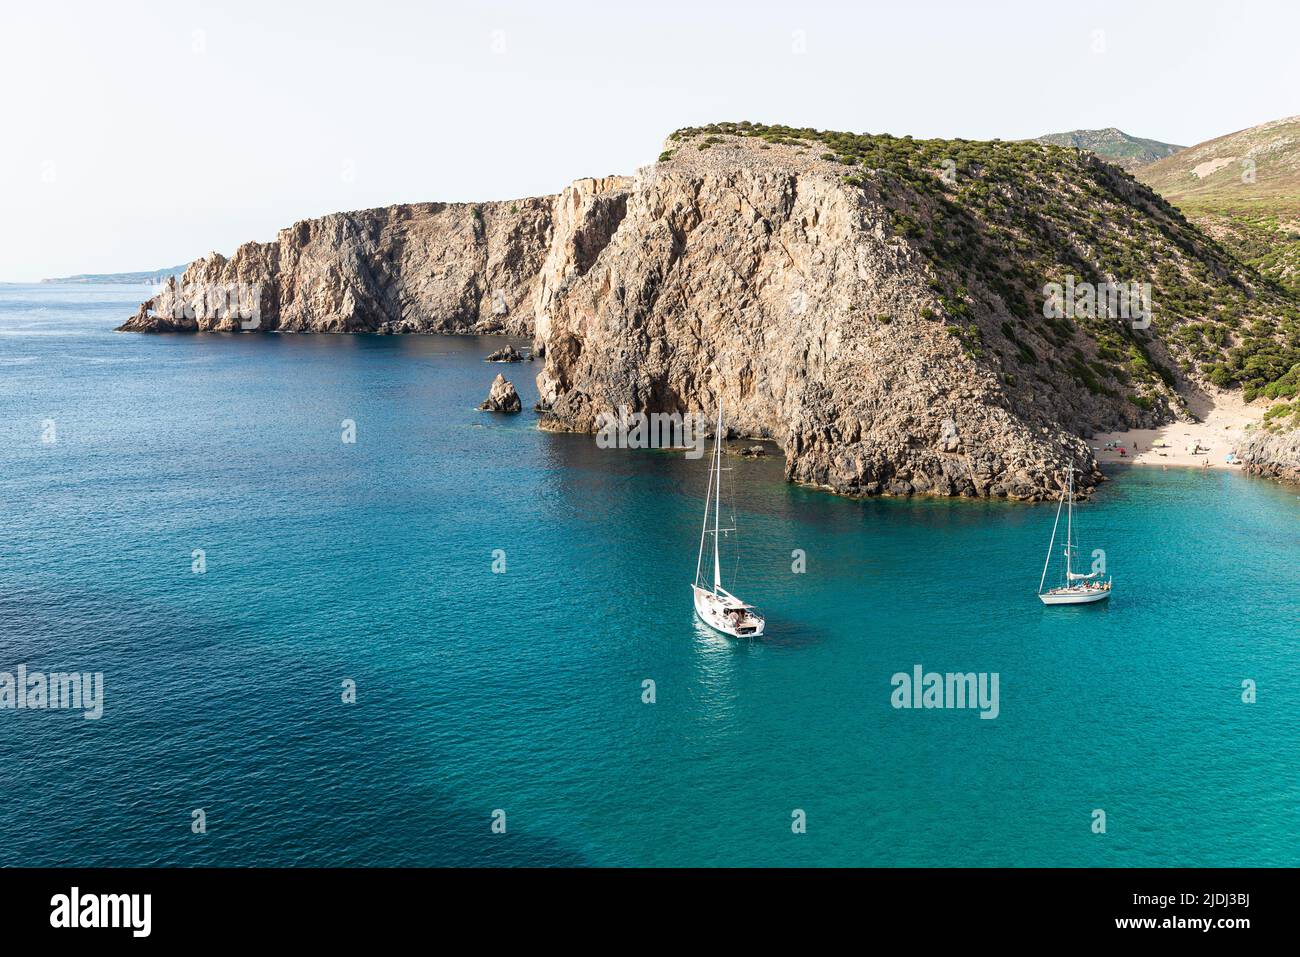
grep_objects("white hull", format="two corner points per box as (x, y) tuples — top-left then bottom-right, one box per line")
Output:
(693, 585), (765, 638)
(1039, 588), (1110, 605)
(692, 402), (767, 639)
(1037, 462), (1113, 607)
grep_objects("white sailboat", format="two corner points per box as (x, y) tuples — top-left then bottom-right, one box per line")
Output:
(692, 403), (766, 637)
(1037, 460), (1112, 605)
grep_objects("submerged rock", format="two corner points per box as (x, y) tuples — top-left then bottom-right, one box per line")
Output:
(479, 374), (522, 413)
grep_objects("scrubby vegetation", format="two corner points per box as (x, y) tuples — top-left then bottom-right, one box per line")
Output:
(1262, 399), (1300, 432)
(1194, 213), (1300, 294)
(669, 122), (1300, 403)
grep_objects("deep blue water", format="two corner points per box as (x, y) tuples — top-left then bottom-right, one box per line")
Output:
(1, 282), (1297, 867)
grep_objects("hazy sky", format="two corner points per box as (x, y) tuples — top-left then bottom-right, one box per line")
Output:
(2, 0), (1297, 280)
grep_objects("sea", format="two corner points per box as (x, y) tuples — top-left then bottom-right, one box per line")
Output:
(1, 282), (1297, 866)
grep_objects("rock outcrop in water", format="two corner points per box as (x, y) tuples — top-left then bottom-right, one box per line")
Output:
(479, 374), (522, 413)
(485, 344), (525, 362)
(123, 121), (1300, 499)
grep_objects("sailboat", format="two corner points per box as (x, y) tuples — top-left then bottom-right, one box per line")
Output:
(692, 403), (766, 637)
(1037, 459), (1112, 605)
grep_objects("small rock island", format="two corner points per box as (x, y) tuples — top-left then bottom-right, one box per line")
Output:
(479, 374), (522, 413)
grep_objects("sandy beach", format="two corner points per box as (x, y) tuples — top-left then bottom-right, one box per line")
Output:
(1090, 387), (1265, 470)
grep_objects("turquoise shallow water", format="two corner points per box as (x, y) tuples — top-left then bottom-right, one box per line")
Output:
(1, 283), (1298, 867)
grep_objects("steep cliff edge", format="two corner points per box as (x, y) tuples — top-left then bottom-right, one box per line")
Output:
(534, 124), (1295, 499)
(120, 197), (554, 335)
(122, 120), (1300, 499)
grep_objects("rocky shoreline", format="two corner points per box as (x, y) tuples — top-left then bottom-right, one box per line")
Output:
(1237, 426), (1300, 484)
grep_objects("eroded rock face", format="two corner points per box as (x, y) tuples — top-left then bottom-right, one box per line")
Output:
(533, 145), (1106, 499)
(120, 199), (554, 335)
(532, 176), (634, 344)
(1237, 427), (1300, 483)
(479, 374), (522, 413)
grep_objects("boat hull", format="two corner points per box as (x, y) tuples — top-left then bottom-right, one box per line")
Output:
(1039, 589), (1111, 605)
(692, 585), (765, 638)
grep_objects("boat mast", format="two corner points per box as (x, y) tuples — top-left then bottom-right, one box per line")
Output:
(1065, 460), (1074, 582)
(713, 402), (723, 592)
(695, 408), (717, 589)
(1038, 480), (1066, 594)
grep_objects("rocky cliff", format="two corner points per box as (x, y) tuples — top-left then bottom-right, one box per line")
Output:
(533, 123), (1293, 499)
(120, 197), (554, 335)
(1238, 426), (1300, 483)
(534, 154), (1093, 499)
(123, 121), (1300, 500)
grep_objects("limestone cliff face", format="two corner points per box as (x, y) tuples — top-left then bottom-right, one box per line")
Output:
(120, 198), (553, 335)
(532, 176), (634, 345)
(1238, 426), (1300, 483)
(534, 159), (1091, 498)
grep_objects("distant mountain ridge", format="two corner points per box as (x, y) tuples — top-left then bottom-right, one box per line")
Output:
(43, 264), (190, 284)
(1033, 128), (1184, 170)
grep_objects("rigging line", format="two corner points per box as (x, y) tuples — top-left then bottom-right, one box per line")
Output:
(729, 492), (742, 587)
(729, 446), (743, 588)
(1065, 461), (1074, 581)
(1038, 484), (1066, 594)
(695, 415), (717, 589)
(717, 397), (728, 590)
